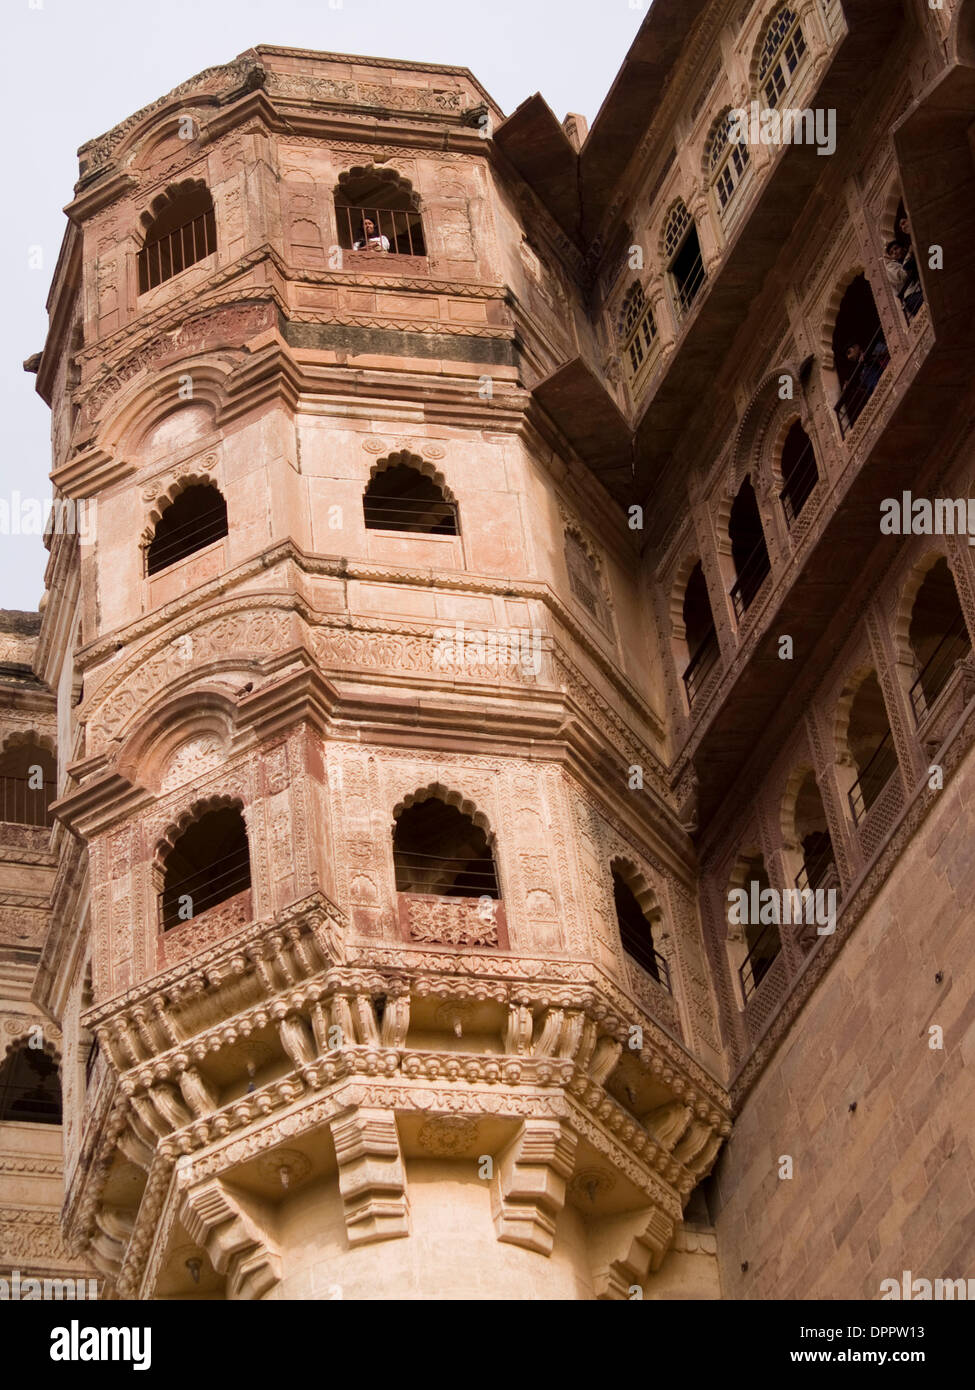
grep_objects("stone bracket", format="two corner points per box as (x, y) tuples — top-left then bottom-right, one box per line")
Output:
(330, 1107), (410, 1246)
(181, 1178), (281, 1301)
(492, 1118), (577, 1256)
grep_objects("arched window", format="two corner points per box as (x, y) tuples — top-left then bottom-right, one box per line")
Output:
(137, 181), (217, 293)
(779, 420), (818, 526)
(159, 805), (251, 931)
(0, 1043), (62, 1124)
(146, 483), (228, 576)
(682, 562), (719, 705)
(846, 673), (899, 825)
(731, 852), (781, 1001)
(617, 282), (658, 382)
(564, 529), (612, 632)
(0, 737), (56, 827)
(611, 866), (670, 991)
(793, 771), (836, 895)
(887, 197), (924, 323)
(393, 797), (499, 898)
(708, 109), (751, 213)
(728, 476), (771, 619)
(363, 461), (457, 535)
(334, 166), (426, 256)
(833, 274), (890, 436)
(664, 201), (706, 318)
(907, 558), (972, 721)
(758, 6), (808, 109)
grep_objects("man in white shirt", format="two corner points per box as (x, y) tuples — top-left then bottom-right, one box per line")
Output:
(353, 217), (391, 252)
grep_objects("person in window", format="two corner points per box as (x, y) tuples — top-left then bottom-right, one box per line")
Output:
(885, 240), (923, 318)
(353, 217), (390, 252)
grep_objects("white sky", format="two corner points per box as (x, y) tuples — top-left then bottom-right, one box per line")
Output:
(1, 0), (645, 613)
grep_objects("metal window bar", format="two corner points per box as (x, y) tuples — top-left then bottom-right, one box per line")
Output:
(683, 626), (720, 705)
(909, 612), (972, 723)
(795, 841), (837, 895)
(897, 266), (925, 323)
(338, 205), (426, 257)
(779, 440), (819, 527)
(362, 494), (458, 535)
(138, 211), (216, 293)
(160, 845), (251, 930)
(394, 847), (499, 897)
(624, 940), (672, 993)
(146, 512), (229, 574)
(0, 775), (55, 827)
(835, 326), (890, 437)
(848, 729), (899, 826)
(729, 539), (772, 620)
(738, 920), (782, 1002)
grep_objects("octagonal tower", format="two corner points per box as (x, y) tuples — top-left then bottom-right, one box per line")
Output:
(31, 46), (728, 1300)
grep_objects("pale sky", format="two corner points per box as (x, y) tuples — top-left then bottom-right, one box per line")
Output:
(1, 0), (645, 613)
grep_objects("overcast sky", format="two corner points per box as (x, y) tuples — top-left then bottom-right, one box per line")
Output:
(1, 0), (645, 613)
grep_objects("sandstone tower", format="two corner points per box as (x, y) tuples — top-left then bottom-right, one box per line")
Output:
(5, 0), (975, 1301)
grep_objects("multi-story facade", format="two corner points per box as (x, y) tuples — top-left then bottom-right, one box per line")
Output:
(2, 0), (973, 1299)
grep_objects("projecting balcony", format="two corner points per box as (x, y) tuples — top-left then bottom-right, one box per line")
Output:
(909, 613), (973, 726)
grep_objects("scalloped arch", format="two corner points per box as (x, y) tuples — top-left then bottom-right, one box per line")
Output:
(155, 792), (247, 867)
(749, 4), (802, 90)
(142, 471), (224, 549)
(818, 264), (869, 368)
(610, 855), (662, 924)
(893, 548), (957, 670)
(833, 663), (880, 761)
(366, 450), (455, 505)
(2, 1032), (63, 1072)
(138, 177), (212, 238)
(334, 165), (421, 207)
(391, 782), (495, 846)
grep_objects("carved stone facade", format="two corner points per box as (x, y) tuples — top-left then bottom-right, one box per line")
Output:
(7, 0), (975, 1300)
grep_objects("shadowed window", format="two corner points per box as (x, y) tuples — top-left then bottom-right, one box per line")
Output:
(160, 806), (251, 930)
(908, 559), (972, 722)
(146, 484), (228, 576)
(393, 798), (498, 898)
(334, 166), (426, 256)
(846, 673), (899, 824)
(0, 1046), (62, 1125)
(363, 464), (457, 535)
(779, 421), (818, 526)
(664, 201), (706, 318)
(138, 183), (217, 293)
(0, 739), (56, 827)
(612, 869), (670, 989)
(682, 562), (719, 705)
(729, 476), (771, 619)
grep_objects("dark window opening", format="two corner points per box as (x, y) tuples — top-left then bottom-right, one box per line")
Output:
(0, 740), (56, 827)
(779, 421), (819, 526)
(138, 185), (217, 293)
(833, 274), (890, 436)
(612, 870), (670, 990)
(363, 464), (457, 535)
(670, 224), (706, 317)
(736, 855), (781, 1000)
(794, 772), (836, 896)
(729, 476), (771, 619)
(393, 798), (498, 899)
(335, 168), (426, 256)
(682, 562), (719, 705)
(146, 484), (228, 576)
(847, 673), (899, 824)
(0, 1047), (62, 1125)
(160, 806), (251, 931)
(909, 559), (972, 721)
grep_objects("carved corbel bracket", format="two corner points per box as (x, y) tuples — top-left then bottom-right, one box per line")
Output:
(590, 1207), (676, 1300)
(330, 1107), (410, 1246)
(181, 1178), (281, 1301)
(492, 1118), (578, 1256)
